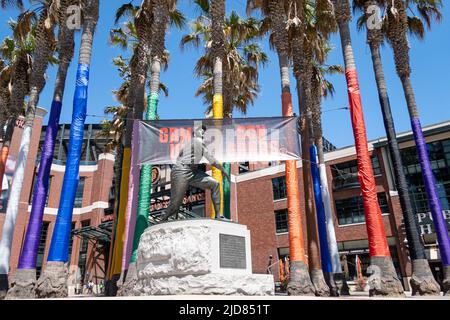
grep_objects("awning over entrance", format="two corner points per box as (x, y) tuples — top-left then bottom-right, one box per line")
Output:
(72, 221), (113, 243)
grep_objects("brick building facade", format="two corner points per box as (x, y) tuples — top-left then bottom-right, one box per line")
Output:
(1, 114), (450, 293)
(210, 120), (450, 290)
(0, 109), (115, 292)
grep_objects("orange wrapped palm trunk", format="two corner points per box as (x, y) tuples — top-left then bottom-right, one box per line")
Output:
(333, 0), (404, 296)
(283, 93), (305, 263)
(267, 0), (314, 296)
(282, 91), (314, 296)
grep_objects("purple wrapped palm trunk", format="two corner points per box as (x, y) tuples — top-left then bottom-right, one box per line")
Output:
(412, 118), (450, 266)
(121, 121), (141, 272)
(18, 101), (62, 270)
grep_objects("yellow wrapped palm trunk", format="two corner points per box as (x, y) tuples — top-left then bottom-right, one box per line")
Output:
(211, 94), (224, 218)
(109, 148), (131, 278)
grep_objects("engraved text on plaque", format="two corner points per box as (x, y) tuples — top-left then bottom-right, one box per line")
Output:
(219, 234), (246, 269)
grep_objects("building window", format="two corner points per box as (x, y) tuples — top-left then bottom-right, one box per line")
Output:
(36, 222), (50, 278)
(402, 139), (450, 213)
(332, 156), (382, 190)
(335, 193), (390, 226)
(371, 155), (382, 176)
(272, 176), (287, 201)
(275, 209), (289, 234)
(74, 178), (86, 208)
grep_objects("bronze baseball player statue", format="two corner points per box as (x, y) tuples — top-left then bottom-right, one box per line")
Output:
(160, 125), (230, 221)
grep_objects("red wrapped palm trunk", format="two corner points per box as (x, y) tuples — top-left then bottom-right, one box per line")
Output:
(333, 0), (404, 296)
(346, 69), (389, 257)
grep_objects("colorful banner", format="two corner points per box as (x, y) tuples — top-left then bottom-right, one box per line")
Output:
(137, 117), (301, 165)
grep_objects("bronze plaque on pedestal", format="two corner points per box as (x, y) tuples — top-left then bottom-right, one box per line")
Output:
(219, 234), (246, 269)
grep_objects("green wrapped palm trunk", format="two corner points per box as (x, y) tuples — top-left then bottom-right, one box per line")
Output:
(118, 92), (157, 296)
(132, 92), (158, 263)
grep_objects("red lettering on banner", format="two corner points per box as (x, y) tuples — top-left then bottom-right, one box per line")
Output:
(236, 125), (246, 155)
(169, 128), (179, 143)
(236, 125), (260, 156)
(257, 125), (268, 155)
(160, 128), (169, 143)
(179, 128), (192, 143)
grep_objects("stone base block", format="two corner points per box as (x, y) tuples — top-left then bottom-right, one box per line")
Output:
(133, 273), (274, 296)
(134, 219), (275, 296)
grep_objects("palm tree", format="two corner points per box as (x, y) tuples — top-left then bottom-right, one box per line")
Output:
(6, 0), (76, 300)
(0, 1), (57, 298)
(209, 0), (226, 219)
(185, 3), (266, 222)
(303, 0), (352, 296)
(247, 0), (315, 296)
(183, 10), (268, 116)
(0, 1), (24, 10)
(283, 0), (334, 296)
(116, 0), (184, 296)
(107, 2), (153, 294)
(331, 0), (404, 296)
(105, 31), (169, 294)
(352, 0), (441, 296)
(0, 58), (12, 142)
(36, 0), (99, 299)
(384, 0), (449, 296)
(0, 58), (12, 243)
(310, 48), (350, 295)
(98, 56), (133, 153)
(0, 55), (13, 196)
(0, 21), (33, 214)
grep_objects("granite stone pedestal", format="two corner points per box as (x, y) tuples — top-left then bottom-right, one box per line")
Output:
(132, 219), (274, 296)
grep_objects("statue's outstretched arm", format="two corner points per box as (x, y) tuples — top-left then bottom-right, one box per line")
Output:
(200, 140), (230, 181)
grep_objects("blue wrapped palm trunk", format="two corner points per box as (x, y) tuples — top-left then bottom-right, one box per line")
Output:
(47, 64), (90, 262)
(310, 145), (332, 273)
